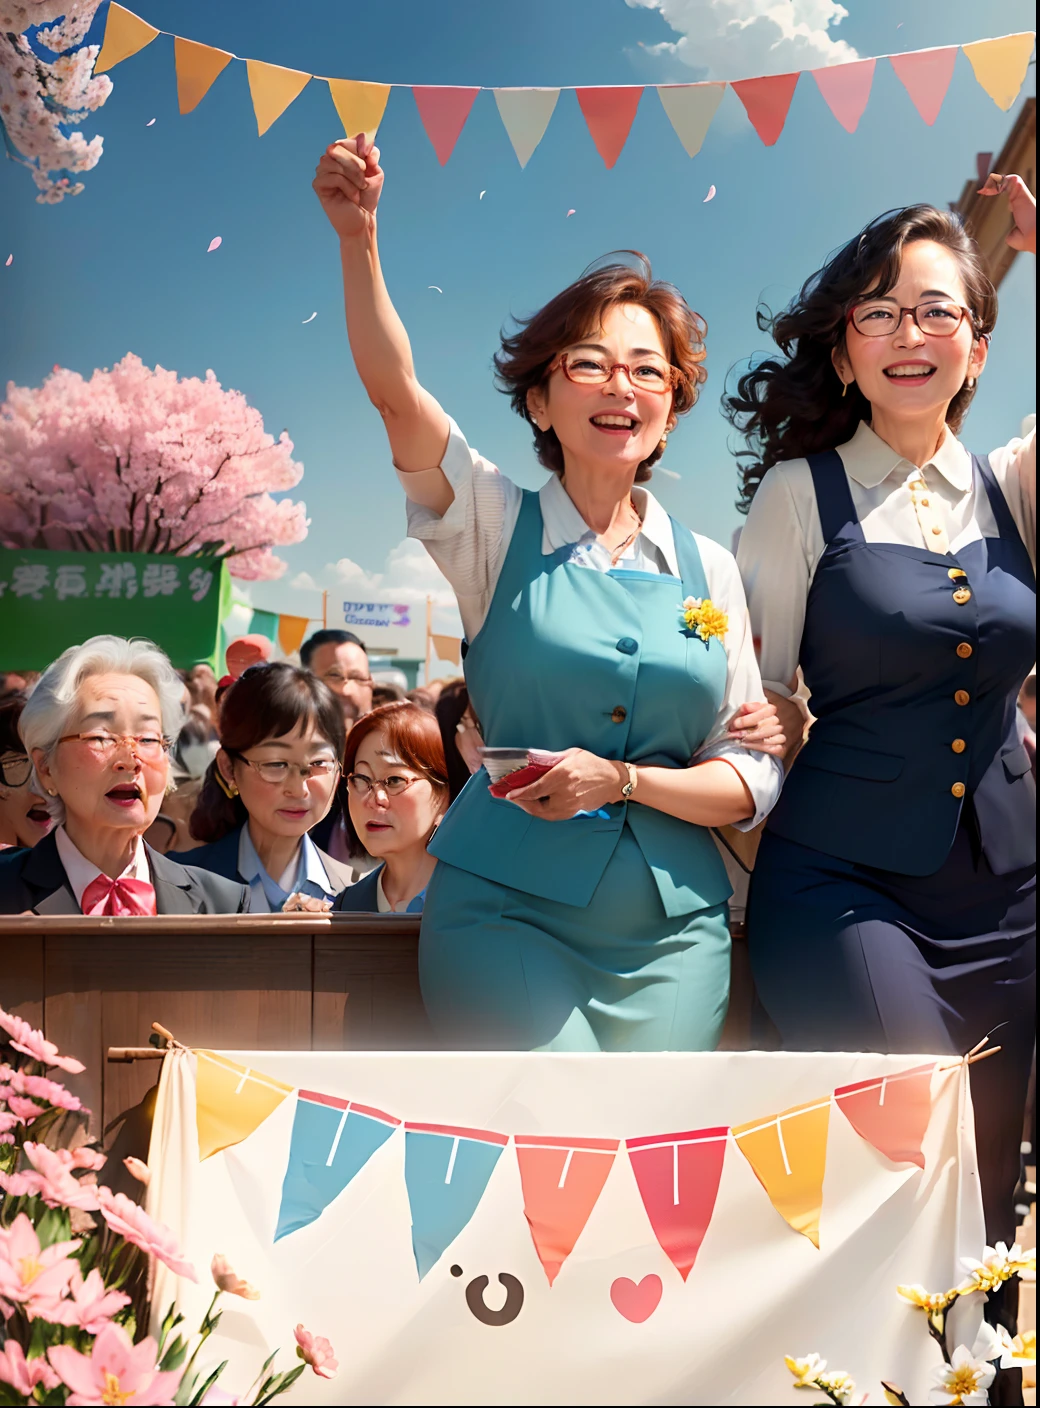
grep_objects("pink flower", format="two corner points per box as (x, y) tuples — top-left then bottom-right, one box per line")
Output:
(10, 1142), (101, 1212)
(294, 1324), (338, 1379)
(0, 1212), (81, 1319)
(48, 1322), (182, 1406)
(10, 1069), (85, 1112)
(95, 1188), (198, 1281)
(0, 1110), (19, 1136)
(0, 1006), (85, 1074)
(7, 1094), (46, 1121)
(122, 1156), (151, 1186)
(39, 1266), (130, 1333)
(210, 1253), (260, 1300)
(0, 1169), (36, 1197)
(0, 1339), (61, 1396)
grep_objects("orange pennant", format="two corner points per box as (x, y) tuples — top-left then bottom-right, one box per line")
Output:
(575, 87), (643, 168)
(94, 3), (159, 74)
(732, 1097), (830, 1247)
(515, 1135), (618, 1285)
(327, 79), (392, 139)
(195, 1050), (293, 1161)
(277, 614), (311, 657)
(175, 37), (234, 115)
(731, 72), (800, 146)
(413, 87), (480, 165)
(835, 1064), (935, 1169)
(430, 633), (461, 667)
(246, 59), (312, 137)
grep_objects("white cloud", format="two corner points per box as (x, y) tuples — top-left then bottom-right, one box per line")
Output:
(628, 0), (857, 80)
(289, 537), (462, 636)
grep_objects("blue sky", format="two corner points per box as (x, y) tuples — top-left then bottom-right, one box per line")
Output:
(1, 0), (1035, 644)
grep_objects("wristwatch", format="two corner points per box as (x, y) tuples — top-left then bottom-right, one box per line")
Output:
(619, 762), (638, 800)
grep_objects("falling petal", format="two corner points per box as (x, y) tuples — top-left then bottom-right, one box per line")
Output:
(896, 22), (904, 28)
(428, 285), (443, 293)
(566, 208), (576, 218)
(302, 312), (317, 324)
(479, 190), (486, 200)
(146, 118), (156, 126)
(658, 467), (681, 480)
(207, 236), (222, 253)
(703, 185), (716, 203)
(4, 255), (11, 267)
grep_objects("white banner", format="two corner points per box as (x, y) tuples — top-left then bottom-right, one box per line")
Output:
(147, 1050), (984, 1406)
(331, 597), (426, 663)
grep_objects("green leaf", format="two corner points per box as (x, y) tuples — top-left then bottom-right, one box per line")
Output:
(34, 1205), (71, 1248)
(254, 1363), (306, 1406)
(157, 1301), (184, 1356)
(159, 1334), (190, 1372)
(185, 1361), (229, 1407)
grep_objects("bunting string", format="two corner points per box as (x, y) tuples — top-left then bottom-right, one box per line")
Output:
(94, 6), (1035, 165)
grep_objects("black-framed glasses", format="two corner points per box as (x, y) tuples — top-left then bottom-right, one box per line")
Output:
(549, 352), (684, 394)
(846, 300), (977, 338)
(0, 752), (33, 788)
(347, 772), (427, 799)
(235, 755), (341, 785)
(57, 731), (172, 761)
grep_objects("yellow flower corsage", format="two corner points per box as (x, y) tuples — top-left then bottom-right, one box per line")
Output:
(680, 596), (728, 643)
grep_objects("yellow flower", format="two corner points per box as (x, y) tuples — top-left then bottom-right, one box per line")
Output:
(817, 1370), (857, 1404)
(785, 1353), (826, 1387)
(680, 596), (728, 643)
(897, 1282), (955, 1314)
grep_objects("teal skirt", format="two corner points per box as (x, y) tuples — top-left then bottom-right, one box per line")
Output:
(418, 827), (731, 1052)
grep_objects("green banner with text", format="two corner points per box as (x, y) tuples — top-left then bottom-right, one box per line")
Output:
(0, 549), (232, 672)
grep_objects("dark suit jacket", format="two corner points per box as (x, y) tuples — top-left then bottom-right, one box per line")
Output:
(0, 830), (249, 916)
(332, 865), (383, 912)
(169, 825), (356, 893)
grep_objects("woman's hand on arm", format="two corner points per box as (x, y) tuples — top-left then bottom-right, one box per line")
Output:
(724, 699), (785, 757)
(978, 173), (1036, 254)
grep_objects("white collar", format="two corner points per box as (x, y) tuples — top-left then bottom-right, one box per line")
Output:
(54, 825), (150, 908)
(837, 419), (973, 492)
(537, 475), (679, 576)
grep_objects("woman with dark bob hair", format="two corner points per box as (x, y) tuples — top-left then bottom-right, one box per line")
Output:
(170, 663), (355, 910)
(731, 176), (1035, 1250)
(312, 135), (785, 1052)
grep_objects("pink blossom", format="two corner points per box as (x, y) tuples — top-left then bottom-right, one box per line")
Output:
(0, 1212), (81, 1319)
(0, 1169), (36, 1197)
(294, 1324), (338, 1379)
(123, 1155), (151, 1185)
(37, 1266), (130, 1333)
(0, 1006), (85, 1073)
(210, 1253), (260, 1300)
(12, 1141), (101, 1212)
(48, 1322), (182, 1406)
(200, 1390), (240, 1406)
(0, 1339), (61, 1396)
(0, 1110), (19, 1136)
(9, 1068), (85, 1112)
(7, 1094), (46, 1121)
(95, 1188), (198, 1281)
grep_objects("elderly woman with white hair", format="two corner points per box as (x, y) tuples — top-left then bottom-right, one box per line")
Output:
(0, 635), (248, 915)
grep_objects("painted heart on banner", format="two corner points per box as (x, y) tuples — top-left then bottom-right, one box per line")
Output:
(610, 1274), (663, 1323)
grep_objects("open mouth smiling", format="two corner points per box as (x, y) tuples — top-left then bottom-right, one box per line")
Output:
(589, 413), (640, 434)
(883, 361), (937, 383)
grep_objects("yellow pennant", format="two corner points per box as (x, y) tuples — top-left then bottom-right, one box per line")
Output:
(732, 1097), (831, 1248)
(430, 633), (462, 667)
(94, 2), (160, 74)
(195, 1050), (293, 1160)
(246, 59), (313, 137)
(962, 32), (1036, 111)
(175, 37), (234, 115)
(327, 79), (392, 140)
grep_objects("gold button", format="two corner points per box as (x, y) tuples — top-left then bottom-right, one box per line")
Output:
(955, 690), (970, 706)
(931, 525), (943, 536)
(611, 706), (627, 724)
(956, 642), (973, 659)
(951, 782), (966, 798)
(952, 588), (972, 604)
(948, 568), (967, 580)
(920, 498), (930, 506)
(951, 739), (966, 753)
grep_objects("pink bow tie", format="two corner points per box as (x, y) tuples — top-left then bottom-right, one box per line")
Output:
(80, 873), (157, 917)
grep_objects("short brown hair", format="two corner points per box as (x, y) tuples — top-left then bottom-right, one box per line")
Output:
(341, 700), (449, 857)
(494, 252), (707, 482)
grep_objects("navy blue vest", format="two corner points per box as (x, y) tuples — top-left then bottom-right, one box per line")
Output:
(765, 450), (1035, 877)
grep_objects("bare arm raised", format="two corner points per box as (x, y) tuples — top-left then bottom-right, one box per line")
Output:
(312, 135), (454, 514)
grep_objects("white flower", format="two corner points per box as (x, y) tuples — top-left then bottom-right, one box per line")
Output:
(969, 1321), (1003, 1363)
(817, 1369), (857, 1404)
(995, 1325), (1036, 1368)
(785, 1354), (826, 1387)
(928, 1344), (996, 1405)
(959, 1241), (1034, 1291)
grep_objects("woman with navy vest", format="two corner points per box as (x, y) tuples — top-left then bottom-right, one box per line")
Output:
(732, 177), (1035, 1245)
(313, 135), (785, 1051)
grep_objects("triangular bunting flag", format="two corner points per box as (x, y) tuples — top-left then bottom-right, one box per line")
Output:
(626, 1127), (727, 1281)
(655, 83), (725, 158)
(835, 1063), (935, 1170)
(175, 37), (233, 115)
(731, 72), (800, 146)
(327, 79), (392, 139)
(732, 1097), (830, 1248)
(246, 59), (312, 137)
(962, 33), (1036, 111)
(429, 634), (461, 666)
(412, 87), (480, 165)
(275, 1091), (399, 1241)
(515, 1135), (619, 1286)
(889, 47), (958, 126)
(277, 613), (310, 657)
(575, 87), (644, 169)
(195, 1051), (292, 1161)
(812, 59), (876, 133)
(493, 88), (560, 168)
(404, 1123), (507, 1279)
(94, 3), (159, 74)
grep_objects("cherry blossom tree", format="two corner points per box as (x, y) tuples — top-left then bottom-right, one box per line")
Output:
(0, 2), (111, 203)
(0, 354), (309, 580)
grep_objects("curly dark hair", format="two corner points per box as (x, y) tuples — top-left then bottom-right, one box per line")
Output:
(494, 252), (708, 483)
(724, 206), (997, 511)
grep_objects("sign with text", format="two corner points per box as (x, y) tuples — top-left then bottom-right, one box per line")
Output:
(332, 597), (425, 661)
(0, 548), (232, 671)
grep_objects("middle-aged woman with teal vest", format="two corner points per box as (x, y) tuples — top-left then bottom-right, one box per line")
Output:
(312, 135), (785, 1052)
(731, 175), (1035, 1251)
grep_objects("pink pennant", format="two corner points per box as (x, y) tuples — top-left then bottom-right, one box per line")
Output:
(626, 1127), (727, 1281)
(575, 87), (644, 169)
(413, 86), (480, 165)
(731, 72), (800, 146)
(835, 1063), (936, 1169)
(812, 59), (876, 134)
(889, 47), (957, 126)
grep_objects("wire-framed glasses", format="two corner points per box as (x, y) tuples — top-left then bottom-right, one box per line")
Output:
(846, 300), (976, 338)
(236, 756), (340, 784)
(549, 352), (684, 394)
(57, 732), (171, 761)
(347, 772), (427, 799)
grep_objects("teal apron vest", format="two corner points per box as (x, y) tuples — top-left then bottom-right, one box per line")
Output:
(428, 490), (733, 918)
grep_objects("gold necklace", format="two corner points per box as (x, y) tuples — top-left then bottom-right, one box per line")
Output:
(607, 499), (641, 565)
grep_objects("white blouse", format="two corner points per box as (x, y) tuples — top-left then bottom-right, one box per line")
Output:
(736, 420), (1036, 696)
(399, 419), (783, 828)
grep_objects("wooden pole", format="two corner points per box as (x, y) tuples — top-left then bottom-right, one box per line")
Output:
(424, 595), (433, 685)
(322, 589), (328, 630)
